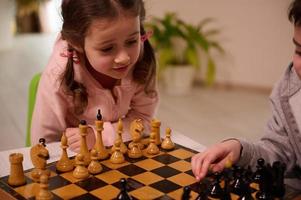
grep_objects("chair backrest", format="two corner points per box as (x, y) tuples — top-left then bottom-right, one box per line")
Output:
(26, 73), (41, 147)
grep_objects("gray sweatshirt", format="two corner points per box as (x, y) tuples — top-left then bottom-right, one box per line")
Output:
(238, 63), (301, 191)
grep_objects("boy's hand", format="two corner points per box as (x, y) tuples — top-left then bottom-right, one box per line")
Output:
(65, 127), (96, 153)
(191, 139), (242, 181)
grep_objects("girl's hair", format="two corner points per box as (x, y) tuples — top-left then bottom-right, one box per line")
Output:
(289, 0), (301, 26)
(60, 0), (157, 115)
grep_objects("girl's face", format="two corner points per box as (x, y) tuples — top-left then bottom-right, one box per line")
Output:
(84, 16), (141, 80)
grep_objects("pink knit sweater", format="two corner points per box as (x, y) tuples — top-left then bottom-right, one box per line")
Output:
(31, 36), (159, 147)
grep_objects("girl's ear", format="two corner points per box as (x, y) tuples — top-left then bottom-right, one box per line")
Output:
(68, 42), (84, 53)
(72, 45), (84, 53)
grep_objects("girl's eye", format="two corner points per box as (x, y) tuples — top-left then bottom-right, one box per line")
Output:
(100, 46), (113, 52)
(126, 40), (138, 46)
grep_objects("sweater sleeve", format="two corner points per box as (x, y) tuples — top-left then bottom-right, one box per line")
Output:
(238, 90), (296, 172)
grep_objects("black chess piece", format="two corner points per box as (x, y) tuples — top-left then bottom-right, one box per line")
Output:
(80, 119), (87, 125)
(208, 172), (223, 199)
(222, 170), (231, 200)
(238, 167), (254, 200)
(271, 161), (286, 198)
(117, 178), (132, 200)
(255, 163), (273, 200)
(253, 158), (265, 183)
(181, 186), (191, 200)
(97, 109), (102, 120)
(39, 138), (46, 147)
(231, 166), (245, 196)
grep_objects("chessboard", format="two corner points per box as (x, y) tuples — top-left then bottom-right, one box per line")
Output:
(0, 142), (201, 200)
(0, 144), (289, 200)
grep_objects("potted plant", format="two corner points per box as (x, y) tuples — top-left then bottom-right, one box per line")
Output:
(147, 13), (224, 95)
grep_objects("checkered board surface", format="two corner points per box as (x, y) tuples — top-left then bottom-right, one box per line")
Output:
(0, 143), (204, 200)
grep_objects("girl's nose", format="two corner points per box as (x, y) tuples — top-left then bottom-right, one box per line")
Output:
(114, 51), (130, 65)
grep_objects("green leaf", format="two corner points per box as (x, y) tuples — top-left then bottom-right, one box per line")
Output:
(205, 57), (216, 85)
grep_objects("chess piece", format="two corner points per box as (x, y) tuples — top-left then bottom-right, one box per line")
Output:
(8, 153), (26, 186)
(231, 166), (245, 196)
(255, 163), (273, 200)
(253, 158), (265, 183)
(73, 153), (90, 180)
(93, 109), (109, 160)
(30, 138), (50, 182)
(79, 120), (91, 166)
(36, 173), (53, 200)
(128, 119), (145, 150)
(181, 186), (191, 200)
(151, 119), (161, 145)
(117, 118), (128, 154)
(88, 149), (103, 174)
(117, 178), (132, 200)
(56, 132), (74, 172)
(146, 132), (160, 155)
(272, 161), (286, 198)
(128, 140), (143, 159)
(161, 127), (175, 150)
(110, 139), (125, 164)
(208, 172), (223, 199)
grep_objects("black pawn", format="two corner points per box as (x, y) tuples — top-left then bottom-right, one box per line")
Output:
(117, 178), (132, 200)
(39, 138), (46, 147)
(272, 161), (286, 198)
(208, 172), (223, 199)
(80, 119), (87, 125)
(97, 109), (102, 120)
(231, 166), (245, 196)
(253, 158), (265, 183)
(255, 164), (273, 200)
(181, 186), (191, 200)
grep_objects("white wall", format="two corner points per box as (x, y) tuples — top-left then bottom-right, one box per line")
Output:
(0, 0), (15, 51)
(146, 0), (294, 89)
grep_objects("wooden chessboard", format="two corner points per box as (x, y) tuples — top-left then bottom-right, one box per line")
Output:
(0, 143), (201, 200)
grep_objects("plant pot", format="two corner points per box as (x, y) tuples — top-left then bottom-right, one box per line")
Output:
(162, 65), (195, 95)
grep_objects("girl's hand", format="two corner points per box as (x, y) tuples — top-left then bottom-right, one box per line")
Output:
(191, 139), (242, 181)
(65, 127), (96, 153)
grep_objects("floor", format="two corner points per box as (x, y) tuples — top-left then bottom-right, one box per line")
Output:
(0, 33), (271, 151)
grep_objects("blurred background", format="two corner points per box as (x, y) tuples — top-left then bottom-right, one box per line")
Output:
(0, 0), (293, 150)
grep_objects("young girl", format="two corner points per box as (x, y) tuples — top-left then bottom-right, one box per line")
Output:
(31, 0), (158, 152)
(191, 0), (301, 197)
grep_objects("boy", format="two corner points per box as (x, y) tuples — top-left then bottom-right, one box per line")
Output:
(191, 0), (301, 198)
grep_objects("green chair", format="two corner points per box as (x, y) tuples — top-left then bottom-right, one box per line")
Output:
(26, 73), (41, 147)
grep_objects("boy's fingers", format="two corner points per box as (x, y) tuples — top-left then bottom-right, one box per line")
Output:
(212, 154), (233, 172)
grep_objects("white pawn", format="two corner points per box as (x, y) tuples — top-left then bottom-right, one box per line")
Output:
(73, 154), (89, 180)
(36, 174), (53, 200)
(146, 132), (160, 155)
(110, 139), (125, 164)
(88, 149), (103, 175)
(161, 127), (175, 150)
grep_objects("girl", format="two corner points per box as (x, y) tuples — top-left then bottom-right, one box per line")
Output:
(31, 0), (158, 152)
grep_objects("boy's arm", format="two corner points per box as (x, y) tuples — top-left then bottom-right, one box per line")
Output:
(238, 99), (296, 171)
